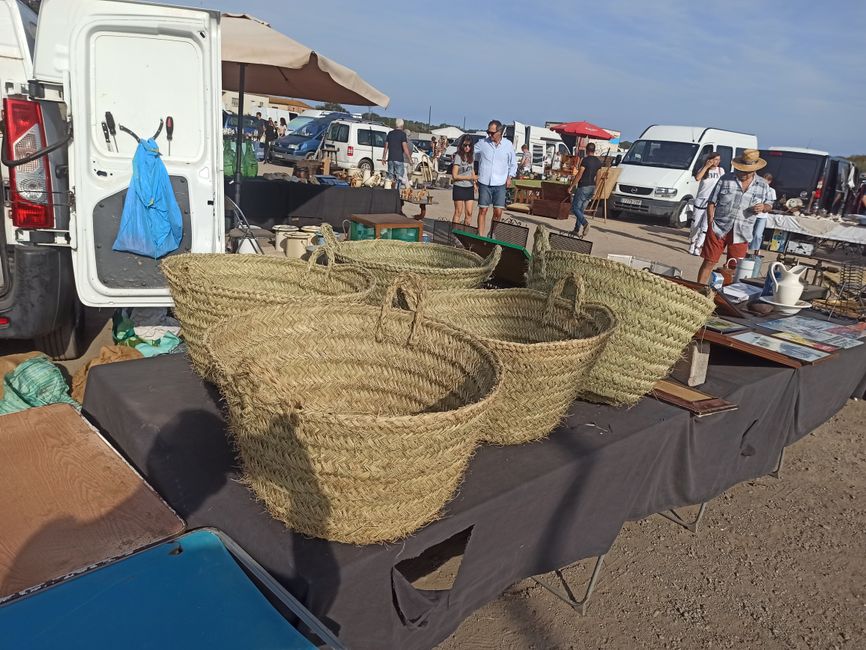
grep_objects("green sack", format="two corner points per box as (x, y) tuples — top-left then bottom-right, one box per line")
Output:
(0, 356), (80, 415)
(223, 139), (236, 177)
(242, 140), (258, 178)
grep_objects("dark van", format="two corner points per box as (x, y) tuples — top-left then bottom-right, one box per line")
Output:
(760, 148), (858, 214)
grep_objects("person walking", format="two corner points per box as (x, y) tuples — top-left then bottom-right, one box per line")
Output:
(567, 142), (602, 238)
(277, 117), (288, 138)
(262, 118), (277, 163)
(519, 144), (532, 175)
(696, 150), (773, 285)
(381, 118), (412, 190)
(749, 172), (776, 254)
(688, 152), (724, 255)
(474, 120), (517, 236)
(451, 135), (478, 226)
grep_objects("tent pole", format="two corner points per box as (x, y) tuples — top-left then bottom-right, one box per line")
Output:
(234, 63), (246, 208)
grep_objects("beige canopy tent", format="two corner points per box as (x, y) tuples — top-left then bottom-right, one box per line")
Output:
(220, 13), (390, 203)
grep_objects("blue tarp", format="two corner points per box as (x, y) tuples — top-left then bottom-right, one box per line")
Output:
(112, 138), (183, 259)
(0, 530), (315, 649)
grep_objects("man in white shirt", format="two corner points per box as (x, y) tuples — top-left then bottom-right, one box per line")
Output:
(474, 120), (517, 236)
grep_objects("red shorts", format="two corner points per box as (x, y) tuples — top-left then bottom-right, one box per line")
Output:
(701, 228), (748, 263)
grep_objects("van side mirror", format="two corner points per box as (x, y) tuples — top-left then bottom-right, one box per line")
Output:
(613, 154), (622, 166)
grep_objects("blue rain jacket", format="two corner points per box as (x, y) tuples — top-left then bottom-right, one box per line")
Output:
(113, 138), (183, 258)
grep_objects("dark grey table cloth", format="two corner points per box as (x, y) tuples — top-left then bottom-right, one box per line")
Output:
(82, 338), (866, 650)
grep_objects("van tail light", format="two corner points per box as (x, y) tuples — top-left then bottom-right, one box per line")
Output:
(2, 98), (54, 229)
(347, 146), (354, 157)
(814, 179), (823, 199)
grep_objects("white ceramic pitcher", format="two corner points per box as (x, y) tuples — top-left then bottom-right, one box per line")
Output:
(770, 262), (806, 306)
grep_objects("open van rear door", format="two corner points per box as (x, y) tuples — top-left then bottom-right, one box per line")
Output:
(32, 0), (222, 307)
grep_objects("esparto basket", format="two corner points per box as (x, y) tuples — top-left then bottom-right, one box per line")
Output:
(161, 249), (374, 380)
(527, 226), (715, 405)
(205, 274), (502, 545)
(423, 273), (617, 445)
(320, 223), (501, 302)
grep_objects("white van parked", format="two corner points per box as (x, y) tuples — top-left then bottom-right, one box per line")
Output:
(1, 0), (223, 357)
(611, 125), (758, 226)
(321, 119), (427, 175)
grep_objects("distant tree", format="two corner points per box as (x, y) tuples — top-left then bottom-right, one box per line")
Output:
(619, 140), (633, 150)
(315, 102), (348, 113)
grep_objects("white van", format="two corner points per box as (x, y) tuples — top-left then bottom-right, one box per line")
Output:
(321, 119), (426, 175)
(1, 0), (223, 356)
(611, 125), (758, 226)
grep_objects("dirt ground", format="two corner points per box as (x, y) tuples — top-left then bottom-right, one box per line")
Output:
(437, 399), (866, 649)
(1, 182), (863, 649)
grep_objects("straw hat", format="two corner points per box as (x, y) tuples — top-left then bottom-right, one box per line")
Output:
(732, 149), (767, 172)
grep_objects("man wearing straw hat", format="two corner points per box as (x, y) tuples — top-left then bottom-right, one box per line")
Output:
(696, 149), (773, 284)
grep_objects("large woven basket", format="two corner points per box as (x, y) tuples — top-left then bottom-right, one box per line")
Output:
(527, 226), (715, 405)
(205, 275), (502, 545)
(423, 273), (617, 445)
(161, 250), (374, 380)
(321, 223), (501, 302)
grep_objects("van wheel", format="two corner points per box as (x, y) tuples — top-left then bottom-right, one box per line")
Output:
(358, 158), (374, 173)
(609, 208), (623, 220)
(668, 200), (690, 228)
(305, 152), (317, 160)
(35, 301), (85, 361)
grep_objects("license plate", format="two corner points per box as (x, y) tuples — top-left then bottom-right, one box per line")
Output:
(620, 198), (642, 206)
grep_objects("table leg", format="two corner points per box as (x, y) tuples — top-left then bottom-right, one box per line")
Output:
(417, 204), (427, 221)
(769, 447), (786, 479)
(532, 554), (606, 616)
(658, 501), (709, 534)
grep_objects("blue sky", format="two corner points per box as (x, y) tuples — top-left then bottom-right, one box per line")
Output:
(190, 0), (865, 154)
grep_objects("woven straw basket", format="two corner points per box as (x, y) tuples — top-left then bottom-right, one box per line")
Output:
(320, 223), (501, 302)
(423, 273), (618, 445)
(205, 275), (502, 545)
(161, 250), (374, 380)
(527, 227), (715, 405)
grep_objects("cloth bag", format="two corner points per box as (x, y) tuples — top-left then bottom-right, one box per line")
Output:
(112, 138), (183, 259)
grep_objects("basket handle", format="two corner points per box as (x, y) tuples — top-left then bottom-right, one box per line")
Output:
(533, 225), (552, 278)
(482, 245), (502, 269)
(377, 272), (426, 347)
(542, 272), (585, 324)
(320, 222), (339, 248)
(533, 225), (552, 255)
(306, 245), (336, 277)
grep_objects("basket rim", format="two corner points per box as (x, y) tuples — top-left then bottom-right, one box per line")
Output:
(423, 288), (618, 353)
(207, 301), (504, 425)
(532, 250), (715, 307)
(332, 240), (492, 274)
(161, 253), (376, 296)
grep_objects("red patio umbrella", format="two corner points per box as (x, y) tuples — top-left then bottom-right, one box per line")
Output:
(550, 121), (613, 139)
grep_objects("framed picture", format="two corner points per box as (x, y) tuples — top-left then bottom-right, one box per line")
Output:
(731, 331), (831, 363)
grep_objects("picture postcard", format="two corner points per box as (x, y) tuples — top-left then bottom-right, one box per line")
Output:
(704, 317), (748, 333)
(759, 316), (864, 349)
(731, 331), (831, 363)
(770, 331), (840, 353)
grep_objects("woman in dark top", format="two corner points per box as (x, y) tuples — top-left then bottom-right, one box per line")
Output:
(451, 135), (478, 226)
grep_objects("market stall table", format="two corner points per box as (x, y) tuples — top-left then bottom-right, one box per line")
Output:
(82, 329), (866, 650)
(764, 212), (866, 253)
(225, 177), (400, 229)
